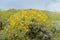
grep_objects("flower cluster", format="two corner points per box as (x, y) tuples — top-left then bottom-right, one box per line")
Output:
(8, 9), (48, 32)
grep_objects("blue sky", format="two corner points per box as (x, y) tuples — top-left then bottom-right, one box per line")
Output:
(0, 0), (60, 11)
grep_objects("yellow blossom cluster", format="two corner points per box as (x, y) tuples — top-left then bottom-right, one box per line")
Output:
(8, 9), (48, 32)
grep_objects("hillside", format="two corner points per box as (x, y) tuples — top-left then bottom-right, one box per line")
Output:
(0, 9), (60, 40)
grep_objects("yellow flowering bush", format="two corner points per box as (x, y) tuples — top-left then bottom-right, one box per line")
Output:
(8, 9), (48, 32)
(7, 9), (56, 40)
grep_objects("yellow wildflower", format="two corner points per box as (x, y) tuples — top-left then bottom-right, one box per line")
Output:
(8, 9), (48, 32)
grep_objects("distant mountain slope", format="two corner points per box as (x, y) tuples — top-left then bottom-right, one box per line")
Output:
(41, 10), (60, 21)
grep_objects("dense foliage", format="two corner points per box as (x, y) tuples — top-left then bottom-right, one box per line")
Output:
(0, 9), (59, 40)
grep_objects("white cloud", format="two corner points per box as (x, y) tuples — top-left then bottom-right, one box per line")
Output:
(47, 2), (60, 12)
